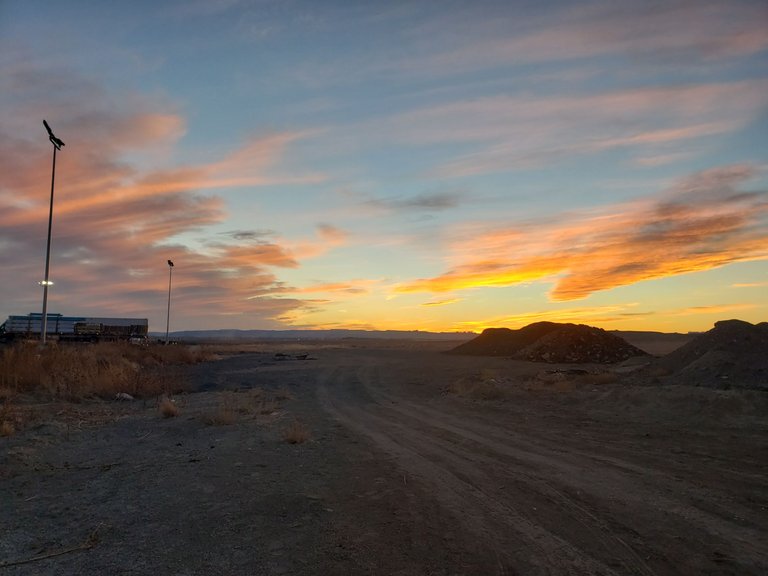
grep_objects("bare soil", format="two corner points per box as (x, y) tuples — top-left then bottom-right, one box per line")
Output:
(2, 340), (767, 575)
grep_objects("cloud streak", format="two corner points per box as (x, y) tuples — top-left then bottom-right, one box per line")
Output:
(375, 81), (766, 177)
(396, 165), (768, 300)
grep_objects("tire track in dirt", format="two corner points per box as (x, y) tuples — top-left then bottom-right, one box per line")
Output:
(316, 357), (768, 575)
(317, 365), (631, 576)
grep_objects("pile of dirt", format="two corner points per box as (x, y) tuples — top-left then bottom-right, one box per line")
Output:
(653, 319), (768, 389)
(449, 322), (562, 356)
(450, 322), (647, 364)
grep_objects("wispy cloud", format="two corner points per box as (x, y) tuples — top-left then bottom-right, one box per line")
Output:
(365, 190), (462, 212)
(396, 165), (768, 300)
(405, 1), (768, 76)
(672, 303), (757, 316)
(374, 81), (766, 177)
(421, 298), (462, 307)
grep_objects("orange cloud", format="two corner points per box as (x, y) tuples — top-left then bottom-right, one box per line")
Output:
(421, 298), (463, 307)
(289, 279), (376, 295)
(397, 165), (768, 300)
(454, 304), (646, 332)
(672, 304), (757, 316)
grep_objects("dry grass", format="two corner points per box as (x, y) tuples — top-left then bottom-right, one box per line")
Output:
(204, 399), (239, 425)
(274, 387), (294, 401)
(283, 418), (310, 444)
(1, 399), (18, 436)
(0, 420), (14, 437)
(0, 342), (203, 401)
(448, 370), (511, 400)
(159, 397), (180, 418)
(256, 398), (278, 415)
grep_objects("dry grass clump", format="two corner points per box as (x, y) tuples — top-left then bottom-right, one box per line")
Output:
(1, 399), (19, 436)
(283, 418), (310, 444)
(203, 391), (259, 425)
(274, 387), (294, 401)
(0, 342), (199, 401)
(0, 420), (14, 437)
(159, 396), (180, 418)
(448, 370), (511, 400)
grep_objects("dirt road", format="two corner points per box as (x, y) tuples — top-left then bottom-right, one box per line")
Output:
(2, 342), (767, 575)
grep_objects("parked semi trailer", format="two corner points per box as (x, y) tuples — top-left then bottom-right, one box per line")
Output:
(0, 313), (148, 342)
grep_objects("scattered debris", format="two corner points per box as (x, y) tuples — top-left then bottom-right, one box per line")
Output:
(274, 353), (311, 361)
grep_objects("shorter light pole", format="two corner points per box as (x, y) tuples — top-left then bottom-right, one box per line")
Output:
(165, 259), (174, 344)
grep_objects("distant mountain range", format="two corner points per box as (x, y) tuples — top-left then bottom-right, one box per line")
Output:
(151, 329), (477, 341)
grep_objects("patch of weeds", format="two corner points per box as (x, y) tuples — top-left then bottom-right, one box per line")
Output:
(159, 397), (180, 418)
(1, 419), (15, 437)
(448, 372), (510, 400)
(283, 418), (310, 444)
(204, 393), (243, 425)
(274, 387), (294, 401)
(1, 399), (19, 436)
(256, 397), (278, 415)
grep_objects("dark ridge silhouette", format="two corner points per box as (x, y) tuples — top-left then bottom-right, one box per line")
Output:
(653, 319), (768, 389)
(448, 321), (562, 356)
(449, 321), (647, 364)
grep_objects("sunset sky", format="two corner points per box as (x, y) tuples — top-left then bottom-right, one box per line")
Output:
(2, 0), (767, 334)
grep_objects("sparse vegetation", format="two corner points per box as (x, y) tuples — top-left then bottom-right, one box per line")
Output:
(283, 418), (310, 444)
(1, 419), (15, 437)
(448, 370), (511, 400)
(1, 399), (17, 436)
(0, 342), (206, 401)
(159, 397), (180, 418)
(274, 387), (294, 401)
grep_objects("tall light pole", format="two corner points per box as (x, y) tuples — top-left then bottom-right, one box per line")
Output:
(40, 120), (65, 344)
(165, 259), (174, 344)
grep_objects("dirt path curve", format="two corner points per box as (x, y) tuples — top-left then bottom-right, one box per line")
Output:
(315, 349), (768, 576)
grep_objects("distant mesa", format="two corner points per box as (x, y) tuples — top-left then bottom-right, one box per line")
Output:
(449, 321), (648, 364)
(651, 319), (768, 390)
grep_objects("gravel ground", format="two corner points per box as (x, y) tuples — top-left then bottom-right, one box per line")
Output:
(2, 340), (767, 575)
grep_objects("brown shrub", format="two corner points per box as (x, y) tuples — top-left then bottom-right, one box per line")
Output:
(159, 397), (180, 418)
(0, 420), (14, 437)
(283, 419), (310, 444)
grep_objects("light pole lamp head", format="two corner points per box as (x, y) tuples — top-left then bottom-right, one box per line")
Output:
(43, 120), (65, 150)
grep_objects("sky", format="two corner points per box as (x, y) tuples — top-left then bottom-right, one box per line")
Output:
(1, 0), (767, 334)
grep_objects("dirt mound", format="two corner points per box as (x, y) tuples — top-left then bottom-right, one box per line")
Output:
(654, 319), (768, 389)
(450, 322), (647, 364)
(449, 322), (561, 356)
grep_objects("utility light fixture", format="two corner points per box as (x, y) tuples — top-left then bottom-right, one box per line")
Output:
(165, 259), (174, 344)
(40, 120), (65, 344)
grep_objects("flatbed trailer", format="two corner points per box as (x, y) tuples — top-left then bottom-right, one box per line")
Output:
(0, 313), (148, 342)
